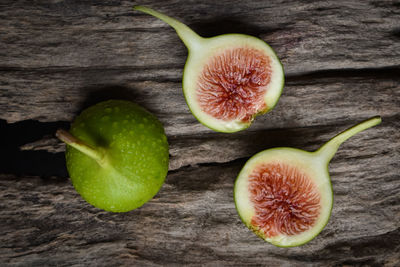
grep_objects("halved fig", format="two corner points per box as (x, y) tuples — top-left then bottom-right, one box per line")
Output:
(134, 6), (284, 132)
(234, 116), (381, 246)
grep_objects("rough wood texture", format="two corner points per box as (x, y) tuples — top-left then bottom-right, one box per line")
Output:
(1, 0), (399, 266)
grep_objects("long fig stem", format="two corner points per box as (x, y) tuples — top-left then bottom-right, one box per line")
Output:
(56, 129), (105, 165)
(134, 6), (204, 51)
(315, 116), (382, 164)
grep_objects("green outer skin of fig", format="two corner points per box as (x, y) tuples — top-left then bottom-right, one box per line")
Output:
(134, 6), (285, 133)
(65, 100), (169, 212)
(182, 34), (285, 133)
(234, 116), (381, 247)
(233, 148), (333, 247)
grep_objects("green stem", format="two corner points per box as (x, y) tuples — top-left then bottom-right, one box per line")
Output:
(315, 116), (382, 164)
(56, 129), (106, 166)
(134, 6), (204, 51)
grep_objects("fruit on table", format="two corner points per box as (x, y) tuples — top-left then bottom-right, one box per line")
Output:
(56, 100), (169, 212)
(234, 116), (381, 246)
(134, 6), (284, 133)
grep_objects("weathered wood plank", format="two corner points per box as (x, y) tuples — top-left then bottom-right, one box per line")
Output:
(1, 0), (399, 265)
(0, 0), (399, 74)
(1, 146), (399, 266)
(1, 69), (398, 135)
(1, 113), (398, 265)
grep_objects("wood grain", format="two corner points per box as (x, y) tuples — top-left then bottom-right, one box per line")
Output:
(1, 0), (399, 266)
(1, 0), (399, 73)
(16, 116), (399, 172)
(1, 70), (398, 135)
(1, 144), (399, 266)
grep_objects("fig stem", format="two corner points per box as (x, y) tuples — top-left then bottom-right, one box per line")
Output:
(56, 129), (106, 166)
(134, 5), (204, 51)
(315, 116), (382, 164)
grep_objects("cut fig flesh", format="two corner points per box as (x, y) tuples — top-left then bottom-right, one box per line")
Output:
(134, 6), (284, 132)
(249, 163), (321, 238)
(234, 116), (381, 247)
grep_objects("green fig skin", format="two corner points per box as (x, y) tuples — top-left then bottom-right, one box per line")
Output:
(64, 100), (169, 212)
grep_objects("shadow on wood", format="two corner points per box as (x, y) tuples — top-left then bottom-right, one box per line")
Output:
(0, 119), (69, 178)
(79, 84), (160, 115)
(190, 17), (279, 38)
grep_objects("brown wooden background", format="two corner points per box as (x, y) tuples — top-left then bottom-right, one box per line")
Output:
(1, 0), (399, 266)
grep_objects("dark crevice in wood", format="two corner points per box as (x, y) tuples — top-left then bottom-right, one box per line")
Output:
(285, 65), (400, 82)
(0, 119), (68, 178)
(190, 18), (279, 38)
(0, 64), (183, 74)
(0, 66), (399, 84)
(0, 66), (184, 84)
(270, 227), (400, 265)
(87, 27), (179, 33)
(119, 17), (281, 36)
(169, 113), (398, 140)
(391, 28), (400, 39)
(3, 110), (395, 178)
(5, 113), (395, 177)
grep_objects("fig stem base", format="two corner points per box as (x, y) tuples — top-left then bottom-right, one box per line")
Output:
(56, 129), (107, 167)
(315, 116), (382, 164)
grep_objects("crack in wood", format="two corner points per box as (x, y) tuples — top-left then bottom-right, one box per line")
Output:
(1, 0), (399, 264)
(1, 65), (399, 82)
(2, 115), (397, 177)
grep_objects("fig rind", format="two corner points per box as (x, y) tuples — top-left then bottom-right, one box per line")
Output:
(234, 117), (381, 246)
(183, 34), (284, 133)
(234, 148), (333, 247)
(134, 6), (284, 133)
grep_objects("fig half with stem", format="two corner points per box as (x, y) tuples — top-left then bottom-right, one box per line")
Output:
(234, 116), (381, 247)
(134, 6), (284, 133)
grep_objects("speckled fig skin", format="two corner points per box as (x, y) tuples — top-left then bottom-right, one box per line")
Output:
(64, 100), (169, 212)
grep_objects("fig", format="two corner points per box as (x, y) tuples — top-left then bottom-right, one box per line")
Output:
(56, 100), (169, 212)
(134, 6), (284, 133)
(234, 116), (381, 246)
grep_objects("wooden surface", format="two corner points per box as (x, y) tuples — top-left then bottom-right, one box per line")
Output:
(1, 0), (399, 266)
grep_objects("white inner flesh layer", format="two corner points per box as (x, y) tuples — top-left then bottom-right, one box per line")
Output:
(183, 34), (284, 133)
(234, 148), (333, 247)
